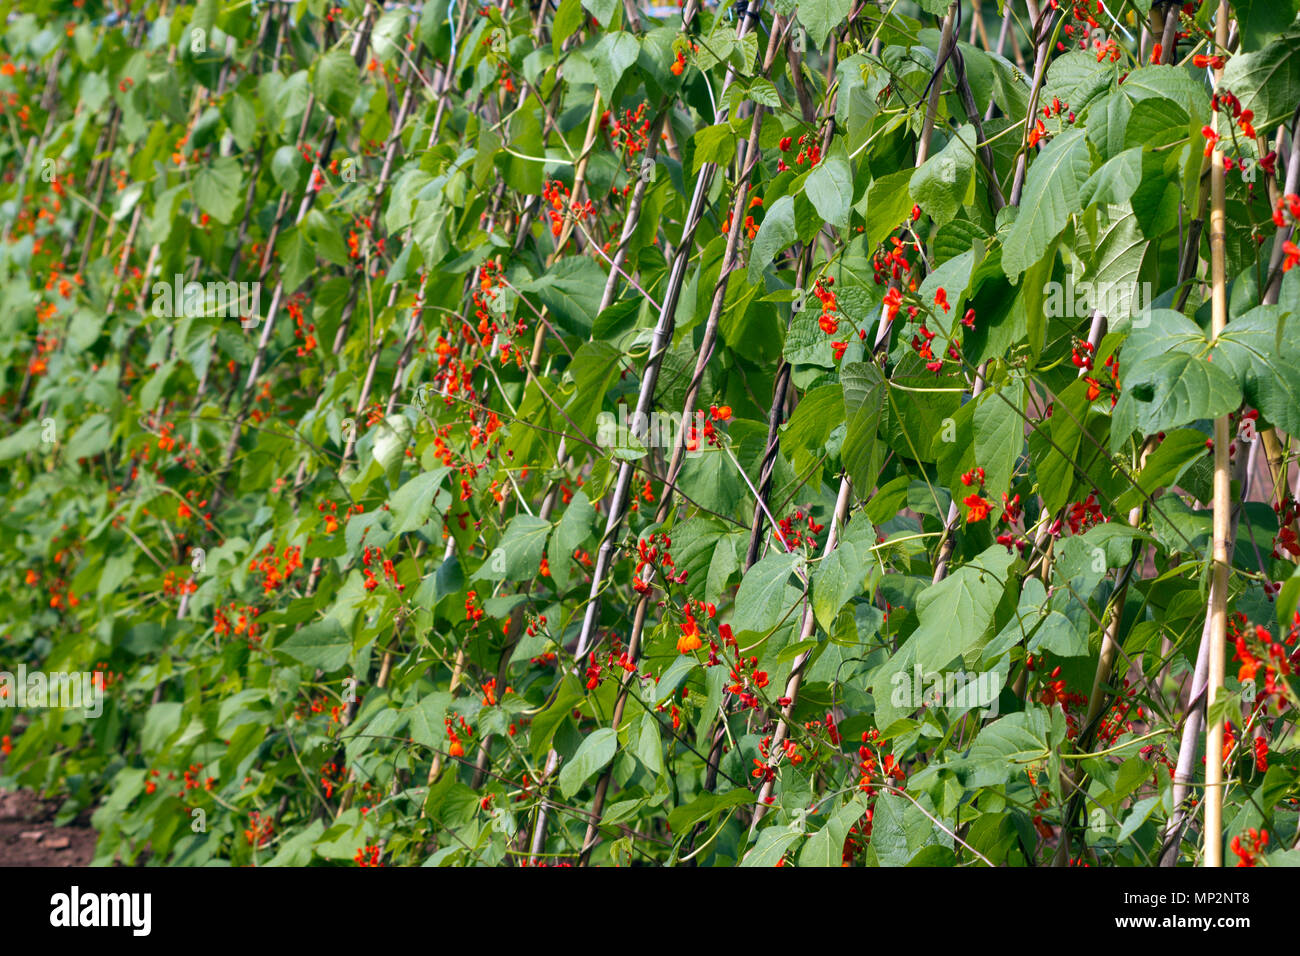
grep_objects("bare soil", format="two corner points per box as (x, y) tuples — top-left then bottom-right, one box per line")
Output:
(0, 788), (97, 867)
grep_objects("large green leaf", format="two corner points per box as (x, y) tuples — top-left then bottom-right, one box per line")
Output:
(804, 153), (853, 228)
(749, 195), (798, 283)
(841, 360), (887, 494)
(192, 156), (242, 224)
(276, 618), (351, 672)
(797, 0), (852, 48)
(910, 125), (977, 227)
(731, 551), (804, 636)
(1219, 28), (1300, 134)
(313, 48), (361, 117)
(1111, 311), (1243, 450)
(1002, 129), (1092, 279)
(558, 727), (617, 798)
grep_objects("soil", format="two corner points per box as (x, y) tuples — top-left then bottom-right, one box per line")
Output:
(0, 788), (97, 866)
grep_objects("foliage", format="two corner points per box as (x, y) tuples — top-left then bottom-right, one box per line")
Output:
(1, 0), (1300, 868)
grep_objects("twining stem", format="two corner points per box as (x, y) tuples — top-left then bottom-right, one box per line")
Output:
(526, 0), (757, 863)
(1203, 0), (1231, 868)
(573, 8), (786, 864)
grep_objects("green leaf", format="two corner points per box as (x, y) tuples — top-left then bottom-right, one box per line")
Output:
(65, 413), (113, 460)
(277, 618), (351, 672)
(1219, 28), (1300, 135)
(864, 168), (916, 251)
(841, 360), (887, 493)
(553, 0), (586, 53)
(813, 526), (872, 631)
(409, 691), (453, 749)
(558, 727), (617, 798)
(527, 256), (604, 337)
(909, 545), (1016, 673)
(667, 788), (754, 835)
(1002, 129), (1092, 279)
(479, 514), (551, 582)
(804, 153), (853, 228)
(192, 156), (242, 224)
(580, 0), (618, 28)
(732, 551), (803, 636)
(635, 712), (665, 777)
(531, 679), (585, 762)
(1234, 0), (1300, 50)
(592, 33), (639, 99)
(693, 123), (736, 173)
(1080, 147), (1142, 207)
(1212, 306), (1300, 435)
(313, 49), (361, 118)
(910, 126), (977, 227)
(389, 468), (448, 535)
(973, 379), (1025, 502)
(1111, 312), (1242, 451)
(867, 791), (952, 866)
(748, 194), (798, 284)
(797, 0), (852, 49)
(1115, 795), (1161, 844)
(740, 825), (802, 866)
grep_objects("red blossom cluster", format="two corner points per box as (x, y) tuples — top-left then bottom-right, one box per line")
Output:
(633, 531), (680, 595)
(1230, 827), (1268, 867)
(775, 505), (824, 551)
(248, 543), (303, 594)
(777, 131), (821, 170)
(244, 811), (275, 848)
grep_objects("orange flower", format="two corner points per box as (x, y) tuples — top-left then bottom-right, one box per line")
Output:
(964, 494), (990, 523)
(324, 514), (339, 533)
(677, 612), (702, 654)
(670, 51), (685, 76)
(883, 287), (903, 322)
(1282, 240), (1300, 273)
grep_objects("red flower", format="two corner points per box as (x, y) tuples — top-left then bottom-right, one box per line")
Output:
(677, 609), (702, 654)
(831, 341), (848, 362)
(964, 494), (990, 523)
(1282, 240), (1300, 273)
(883, 287), (902, 322)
